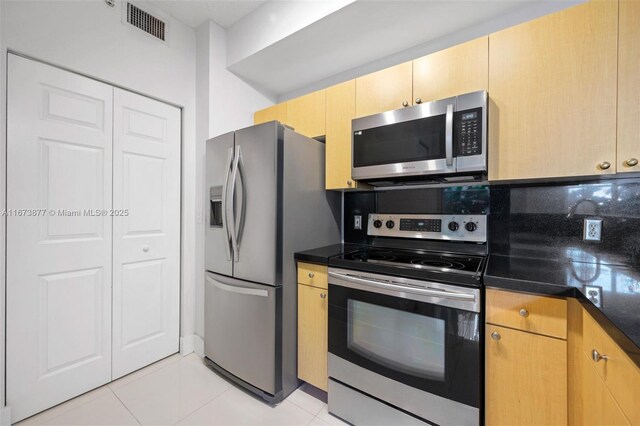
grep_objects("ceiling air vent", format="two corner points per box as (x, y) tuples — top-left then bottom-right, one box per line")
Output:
(126, 2), (166, 41)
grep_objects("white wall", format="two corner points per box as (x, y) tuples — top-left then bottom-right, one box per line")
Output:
(194, 20), (273, 344)
(0, 0), (198, 410)
(226, 0), (354, 66)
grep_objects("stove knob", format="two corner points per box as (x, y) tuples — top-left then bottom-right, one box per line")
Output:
(386, 220), (395, 229)
(465, 222), (478, 232)
(373, 220), (383, 229)
(448, 221), (459, 231)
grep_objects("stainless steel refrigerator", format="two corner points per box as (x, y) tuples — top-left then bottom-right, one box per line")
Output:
(204, 121), (341, 403)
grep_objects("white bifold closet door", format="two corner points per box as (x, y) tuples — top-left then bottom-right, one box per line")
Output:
(6, 54), (181, 423)
(111, 88), (180, 379)
(7, 54), (114, 422)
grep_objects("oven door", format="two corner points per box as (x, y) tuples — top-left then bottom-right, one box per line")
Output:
(328, 269), (481, 411)
(351, 97), (457, 180)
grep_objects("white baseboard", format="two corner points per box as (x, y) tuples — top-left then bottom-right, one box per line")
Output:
(0, 405), (12, 426)
(180, 335), (195, 356)
(194, 335), (204, 358)
(180, 334), (204, 358)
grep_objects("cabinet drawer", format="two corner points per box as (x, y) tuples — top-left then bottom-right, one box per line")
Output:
(297, 262), (328, 289)
(583, 310), (640, 425)
(486, 288), (567, 339)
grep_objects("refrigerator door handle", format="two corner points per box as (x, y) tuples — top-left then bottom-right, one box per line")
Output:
(211, 279), (269, 298)
(222, 147), (234, 261)
(229, 146), (240, 261)
(235, 145), (247, 257)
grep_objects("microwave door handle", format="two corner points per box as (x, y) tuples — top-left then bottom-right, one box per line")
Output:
(221, 147), (234, 261)
(234, 145), (246, 257)
(445, 103), (454, 167)
(229, 146), (240, 261)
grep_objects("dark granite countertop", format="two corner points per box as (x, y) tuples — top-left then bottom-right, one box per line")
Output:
(294, 243), (365, 264)
(485, 254), (640, 368)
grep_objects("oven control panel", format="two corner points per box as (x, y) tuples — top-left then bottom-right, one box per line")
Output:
(368, 214), (486, 243)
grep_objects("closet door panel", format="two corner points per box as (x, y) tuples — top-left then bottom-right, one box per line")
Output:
(112, 88), (181, 379)
(6, 54), (113, 423)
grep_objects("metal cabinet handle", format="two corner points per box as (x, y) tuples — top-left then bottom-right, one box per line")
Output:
(347, 180), (353, 186)
(598, 161), (611, 170)
(491, 331), (501, 341)
(308, 272), (314, 278)
(592, 349), (608, 362)
(402, 101), (409, 107)
(415, 98), (422, 104)
(624, 158), (638, 167)
(519, 308), (529, 318)
(320, 293), (327, 299)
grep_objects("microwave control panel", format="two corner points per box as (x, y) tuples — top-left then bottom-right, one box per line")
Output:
(368, 214), (487, 243)
(455, 107), (483, 156)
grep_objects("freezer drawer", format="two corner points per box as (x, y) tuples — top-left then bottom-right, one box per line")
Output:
(204, 272), (279, 395)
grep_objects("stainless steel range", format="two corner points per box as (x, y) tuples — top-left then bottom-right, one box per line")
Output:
(327, 214), (485, 426)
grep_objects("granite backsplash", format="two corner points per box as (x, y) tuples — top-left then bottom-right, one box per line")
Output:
(489, 177), (640, 266)
(343, 186), (490, 245)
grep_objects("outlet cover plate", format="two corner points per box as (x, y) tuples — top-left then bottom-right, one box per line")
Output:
(584, 218), (602, 241)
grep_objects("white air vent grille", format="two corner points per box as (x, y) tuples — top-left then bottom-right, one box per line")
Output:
(127, 3), (165, 41)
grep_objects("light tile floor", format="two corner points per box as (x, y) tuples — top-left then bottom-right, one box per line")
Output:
(16, 354), (348, 426)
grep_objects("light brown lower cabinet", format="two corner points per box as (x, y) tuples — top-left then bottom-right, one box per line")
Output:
(581, 352), (630, 426)
(297, 283), (328, 391)
(485, 324), (567, 425)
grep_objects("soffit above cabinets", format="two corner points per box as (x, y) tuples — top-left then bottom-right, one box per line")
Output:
(149, 0), (583, 97)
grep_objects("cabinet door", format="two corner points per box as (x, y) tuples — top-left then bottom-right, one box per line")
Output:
(488, 1), (618, 181)
(254, 103), (287, 126)
(355, 61), (413, 118)
(582, 355), (630, 426)
(617, 0), (640, 173)
(326, 80), (359, 190)
(298, 284), (328, 391)
(287, 89), (325, 138)
(413, 36), (488, 104)
(485, 325), (567, 425)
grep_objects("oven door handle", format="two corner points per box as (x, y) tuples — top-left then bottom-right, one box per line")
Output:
(328, 271), (476, 301)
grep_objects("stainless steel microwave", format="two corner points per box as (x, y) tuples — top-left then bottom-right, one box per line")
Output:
(351, 90), (487, 183)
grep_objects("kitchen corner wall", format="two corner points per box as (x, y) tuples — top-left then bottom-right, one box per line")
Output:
(194, 21), (274, 349)
(489, 177), (640, 266)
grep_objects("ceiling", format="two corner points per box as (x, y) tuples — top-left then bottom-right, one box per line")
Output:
(144, 0), (266, 28)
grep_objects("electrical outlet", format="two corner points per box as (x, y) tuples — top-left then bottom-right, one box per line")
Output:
(583, 218), (602, 241)
(584, 285), (602, 307)
(354, 215), (362, 230)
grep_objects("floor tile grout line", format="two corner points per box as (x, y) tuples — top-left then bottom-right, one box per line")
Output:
(172, 384), (235, 425)
(110, 387), (143, 425)
(286, 397), (326, 417)
(109, 354), (183, 392)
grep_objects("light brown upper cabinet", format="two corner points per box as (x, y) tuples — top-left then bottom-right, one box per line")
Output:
(617, 0), (640, 174)
(355, 61), (413, 118)
(254, 103), (288, 126)
(488, 1), (618, 181)
(413, 36), (488, 104)
(326, 80), (362, 190)
(286, 89), (326, 139)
